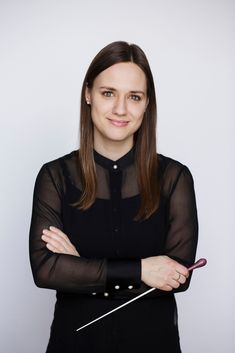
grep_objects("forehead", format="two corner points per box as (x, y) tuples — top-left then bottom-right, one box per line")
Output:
(93, 62), (147, 91)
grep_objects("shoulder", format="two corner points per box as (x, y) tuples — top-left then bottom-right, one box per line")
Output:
(157, 153), (195, 196)
(43, 150), (78, 169)
(43, 151), (78, 168)
(158, 153), (189, 175)
(37, 150), (78, 184)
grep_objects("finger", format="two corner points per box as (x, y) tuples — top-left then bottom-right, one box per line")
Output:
(42, 230), (71, 248)
(178, 274), (187, 284)
(173, 272), (180, 281)
(175, 264), (189, 277)
(46, 242), (64, 254)
(42, 235), (68, 253)
(42, 228), (71, 247)
(42, 229), (57, 238)
(168, 278), (180, 289)
(166, 258), (189, 278)
(42, 232), (68, 250)
(49, 226), (70, 242)
(51, 228), (76, 248)
(42, 234), (79, 256)
(173, 272), (187, 286)
(174, 271), (187, 283)
(162, 284), (174, 291)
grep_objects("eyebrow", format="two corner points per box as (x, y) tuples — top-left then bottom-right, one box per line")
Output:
(99, 86), (146, 95)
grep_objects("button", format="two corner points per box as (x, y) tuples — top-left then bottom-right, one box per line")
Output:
(114, 228), (119, 232)
(113, 164), (118, 170)
(113, 208), (117, 212)
(128, 285), (133, 290)
(115, 285), (120, 290)
(92, 292), (96, 295)
(104, 292), (109, 297)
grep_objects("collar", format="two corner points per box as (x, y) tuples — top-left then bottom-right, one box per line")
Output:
(93, 147), (135, 171)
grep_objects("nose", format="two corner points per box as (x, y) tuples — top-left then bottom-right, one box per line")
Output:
(112, 96), (127, 116)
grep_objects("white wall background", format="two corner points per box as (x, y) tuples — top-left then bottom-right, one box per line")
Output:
(0, 0), (234, 352)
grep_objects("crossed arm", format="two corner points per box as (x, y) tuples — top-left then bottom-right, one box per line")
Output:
(41, 226), (189, 291)
(30, 162), (198, 294)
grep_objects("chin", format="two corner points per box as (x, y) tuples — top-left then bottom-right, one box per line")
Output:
(105, 131), (134, 142)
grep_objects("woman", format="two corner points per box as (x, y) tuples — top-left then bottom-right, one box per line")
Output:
(29, 41), (198, 353)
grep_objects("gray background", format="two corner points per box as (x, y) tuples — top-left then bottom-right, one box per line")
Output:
(0, 0), (234, 352)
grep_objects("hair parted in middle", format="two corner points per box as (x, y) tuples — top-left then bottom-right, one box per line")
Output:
(78, 40), (161, 221)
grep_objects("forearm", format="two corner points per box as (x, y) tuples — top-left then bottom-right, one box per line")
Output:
(34, 226), (141, 293)
(31, 251), (107, 293)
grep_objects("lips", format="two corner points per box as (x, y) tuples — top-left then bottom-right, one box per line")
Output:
(108, 119), (129, 127)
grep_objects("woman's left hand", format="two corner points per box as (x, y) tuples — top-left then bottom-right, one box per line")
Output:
(41, 226), (80, 257)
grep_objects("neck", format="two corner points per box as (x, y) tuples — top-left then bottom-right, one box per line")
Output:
(93, 139), (133, 161)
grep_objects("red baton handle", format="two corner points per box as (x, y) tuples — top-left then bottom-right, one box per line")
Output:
(188, 258), (207, 272)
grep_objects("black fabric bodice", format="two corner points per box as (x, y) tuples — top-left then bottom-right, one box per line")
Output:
(29, 148), (198, 298)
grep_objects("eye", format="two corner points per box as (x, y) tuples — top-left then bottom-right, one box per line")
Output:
(130, 94), (141, 101)
(102, 91), (114, 97)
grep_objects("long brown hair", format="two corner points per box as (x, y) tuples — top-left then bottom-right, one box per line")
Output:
(78, 41), (160, 221)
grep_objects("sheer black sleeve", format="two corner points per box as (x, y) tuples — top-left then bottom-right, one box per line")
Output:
(29, 163), (140, 293)
(29, 164), (108, 293)
(29, 153), (198, 296)
(163, 162), (199, 292)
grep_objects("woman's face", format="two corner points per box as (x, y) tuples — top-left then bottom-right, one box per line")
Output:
(86, 62), (148, 151)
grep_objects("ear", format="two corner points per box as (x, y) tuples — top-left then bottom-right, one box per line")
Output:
(85, 87), (91, 105)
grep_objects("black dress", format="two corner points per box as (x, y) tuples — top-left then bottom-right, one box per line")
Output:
(29, 148), (198, 353)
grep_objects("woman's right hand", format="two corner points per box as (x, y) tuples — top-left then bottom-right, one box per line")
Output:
(41, 226), (80, 257)
(141, 255), (189, 291)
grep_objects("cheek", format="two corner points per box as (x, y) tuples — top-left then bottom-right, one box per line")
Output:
(131, 106), (146, 123)
(91, 98), (112, 118)
(135, 115), (145, 130)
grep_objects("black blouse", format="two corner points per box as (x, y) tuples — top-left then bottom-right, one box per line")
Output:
(29, 149), (198, 299)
